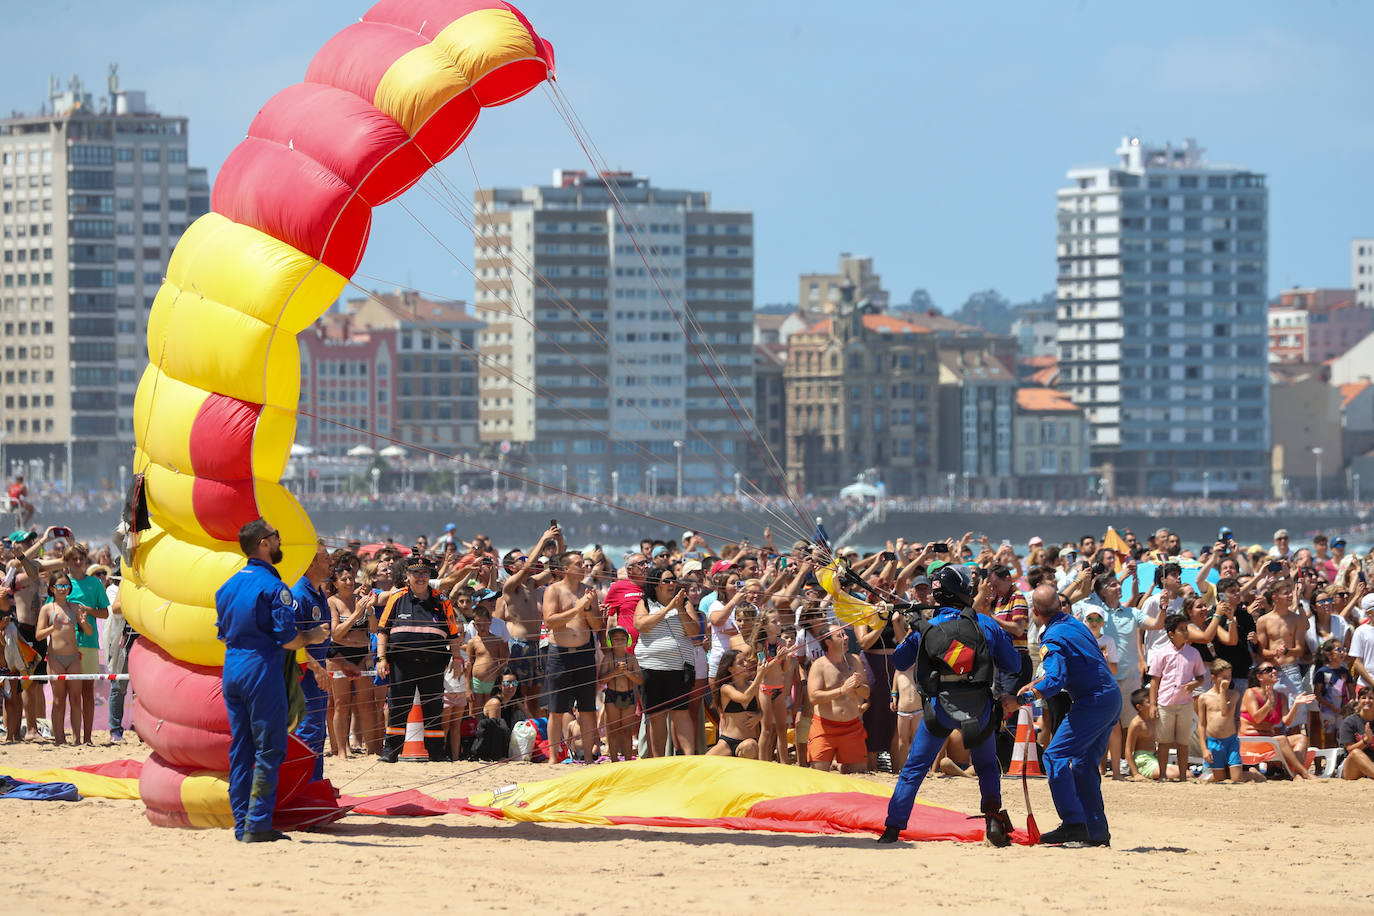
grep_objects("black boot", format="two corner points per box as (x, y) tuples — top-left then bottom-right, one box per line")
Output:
(1039, 822), (1091, 846)
(984, 809), (1014, 848)
(877, 826), (901, 844)
(240, 830), (292, 843)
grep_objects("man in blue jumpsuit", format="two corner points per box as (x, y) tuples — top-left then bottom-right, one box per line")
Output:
(1020, 584), (1121, 847)
(216, 519), (328, 843)
(291, 542), (333, 782)
(880, 566), (1025, 847)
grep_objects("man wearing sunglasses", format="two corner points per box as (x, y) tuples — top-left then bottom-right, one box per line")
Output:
(216, 518), (328, 843)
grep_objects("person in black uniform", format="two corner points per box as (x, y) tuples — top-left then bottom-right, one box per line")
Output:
(375, 559), (464, 762)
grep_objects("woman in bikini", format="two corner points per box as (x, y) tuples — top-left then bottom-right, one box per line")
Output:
(327, 564), (378, 756)
(598, 625), (643, 761)
(708, 648), (774, 758)
(1240, 662), (1317, 780)
(35, 573), (92, 745)
(752, 608), (794, 764)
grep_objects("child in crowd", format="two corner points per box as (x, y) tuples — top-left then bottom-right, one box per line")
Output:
(1147, 613), (1206, 782)
(756, 609), (794, 765)
(1313, 639), (1354, 748)
(466, 605), (509, 716)
(1125, 687), (1180, 780)
(597, 626), (643, 761)
(890, 663), (920, 767)
(1197, 659), (1260, 783)
(442, 647), (469, 760)
(1082, 607), (1119, 676)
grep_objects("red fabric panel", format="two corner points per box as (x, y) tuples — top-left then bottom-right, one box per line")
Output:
(273, 780), (353, 830)
(344, 789), (456, 817)
(128, 640), (229, 732)
(133, 698), (228, 770)
(305, 22), (425, 104)
(363, 0), (511, 34)
(71, 759), (145, 779)
(189, 393), (259, 480)
(746, 792), (1033, 845)
(191, 477), (260, 543)
(212, 138), (371, 275)
(469, 57), (549, 107)
(249, 83), (427, 206)
(410, 93), (480, 165)
(138, 752), (190, 823)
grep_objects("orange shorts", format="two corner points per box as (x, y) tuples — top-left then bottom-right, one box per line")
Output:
(807, 715), (868, 765)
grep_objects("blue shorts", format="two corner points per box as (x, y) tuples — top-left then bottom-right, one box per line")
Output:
(1206, 733), (1241, 769)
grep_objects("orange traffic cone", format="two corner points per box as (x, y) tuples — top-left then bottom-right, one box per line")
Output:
(1007, 705), (1044, 777)
(400, 689), (432, 761)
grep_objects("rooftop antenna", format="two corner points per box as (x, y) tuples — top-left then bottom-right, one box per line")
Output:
(108, 62), (119, 111)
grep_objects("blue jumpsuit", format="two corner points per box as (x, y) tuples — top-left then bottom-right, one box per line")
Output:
(291, 576), (331, 782)
(216, 558), (299, 839)
(885, 607), (1023, 830)
(1035, 611), (1122, 843)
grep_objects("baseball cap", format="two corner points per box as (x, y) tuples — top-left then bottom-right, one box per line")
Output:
(1028, 536), (1044, 547)
(472, 588), (500, 605)
(1332, 537), (1347, 548)
(444, 523), (457, 532)
(651, 545), (669, 558)
(1361, 594), (1374, 614)
(709, 559), (734, 576)
(7, 529), (35, 544)
(1083, 608), (1104, 621)
(910, 575), (930, 588)
(681, 560), (703, 575)
(1274, 528), (1289, 540)
(681, 530), (694, 542)
(607, 625), (631, 641)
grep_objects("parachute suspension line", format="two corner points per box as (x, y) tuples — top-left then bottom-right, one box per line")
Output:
(404, 170), (813, 546)
(390, 177), (814, 546)
(345, 280), (704, 481)
(297, 408), (752, 545)
(540, 86), (805, 532)
(542, 85), (814, 539)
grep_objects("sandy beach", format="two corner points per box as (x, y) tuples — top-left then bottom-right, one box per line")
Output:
(2, 733), (1370, 915)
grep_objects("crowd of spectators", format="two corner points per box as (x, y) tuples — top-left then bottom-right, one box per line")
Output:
(6, 505), (1374, 785)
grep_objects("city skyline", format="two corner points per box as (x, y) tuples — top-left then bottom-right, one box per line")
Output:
(3, 1), (1370, 313)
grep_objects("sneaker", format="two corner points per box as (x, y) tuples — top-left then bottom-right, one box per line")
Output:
(1087, 833), (1111, 848)
(877, 826), (901, 844)
(1039, 822), (1091, 846)
(377, 748), (399, 764)
(984, 809), (1013, 848)
(240, 830), (292, 843)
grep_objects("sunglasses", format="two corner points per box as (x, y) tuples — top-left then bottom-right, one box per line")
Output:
(1255, 666), (1276, 674)
(54, 583), (72, 590)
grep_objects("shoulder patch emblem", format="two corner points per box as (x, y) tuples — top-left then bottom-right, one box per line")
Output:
(312, 604), (322, 621)
(279, 587), (293, 606)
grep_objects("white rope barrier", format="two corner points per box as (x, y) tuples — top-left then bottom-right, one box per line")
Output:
(0, 673), (129, 682)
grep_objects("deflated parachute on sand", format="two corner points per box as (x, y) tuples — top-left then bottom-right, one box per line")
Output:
(14, 757), (1032, 844)
(120, 0), (554, 828)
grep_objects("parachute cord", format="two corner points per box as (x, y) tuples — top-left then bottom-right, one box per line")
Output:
(542, 84), (814, 540)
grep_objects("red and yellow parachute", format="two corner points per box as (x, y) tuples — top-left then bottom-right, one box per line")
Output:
(120, 0), (554, 828)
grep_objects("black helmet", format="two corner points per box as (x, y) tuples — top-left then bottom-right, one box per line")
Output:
(932, 565), (976, 609)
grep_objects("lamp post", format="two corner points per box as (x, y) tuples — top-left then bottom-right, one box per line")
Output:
(648, 464), (656, 498)
(560, 463), (568, 492)
(734, 471), (741, 500)
(1312, 447), (1324, 502)
(673, 440), (684, 499)
(611, 469), (619, 503)
(1202, 470), (1210, 500)
(369, 466), (380, 500)
(946, 472), (955, 500)
(491, 466), (499, 501)
(1355, 472), (1362, 504)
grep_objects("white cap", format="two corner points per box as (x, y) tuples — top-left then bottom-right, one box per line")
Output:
(1361, 594), (1374, 614)
(682, 530), (694, 542)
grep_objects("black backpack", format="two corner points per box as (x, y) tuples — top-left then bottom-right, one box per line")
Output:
(912, 606), (997, 748)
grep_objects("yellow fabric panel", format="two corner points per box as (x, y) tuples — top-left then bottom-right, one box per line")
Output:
(374, 43), (469, 136)
(120, 579), (223, 667)
(140, 461), (214, 547)
(256, 481), (317, 586)
(138, 529), (247, 610)
(815, 560), (877, 626)
(252, 405), (298, 482)
(431, 9), (537, 86)
(148, 293), (299, 409)
(133, 367), (204, 475)
(466, 756), (892, 821)
(166, 213), (345, 335)
(179, 772), (235, 828)
(1, 768), (141, 800)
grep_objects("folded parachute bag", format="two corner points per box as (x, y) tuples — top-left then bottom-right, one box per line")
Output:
(0, 774), (80, 801)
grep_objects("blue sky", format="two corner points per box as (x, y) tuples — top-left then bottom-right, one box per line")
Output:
(5, 0), (1371, 311)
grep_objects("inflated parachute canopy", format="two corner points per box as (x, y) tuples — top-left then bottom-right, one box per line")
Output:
(122, 0), (554, 828)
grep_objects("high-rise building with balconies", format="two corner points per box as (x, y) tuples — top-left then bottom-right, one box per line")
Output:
(1, 70), (207, 484)
(1056, 137), (1270, 497)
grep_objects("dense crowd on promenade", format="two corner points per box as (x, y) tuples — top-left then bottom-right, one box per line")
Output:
(5, 485), (1374, 785)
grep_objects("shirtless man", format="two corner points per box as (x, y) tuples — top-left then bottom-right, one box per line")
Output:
(6, 528), (66, 735)
(542, 550), (603, 763)
(1256, 578), (1315, 725)
(465, 604), (510, 716)
(498, 525), (562, 712)
(7, 476), (34, 528)
(806, 628), (870, 773)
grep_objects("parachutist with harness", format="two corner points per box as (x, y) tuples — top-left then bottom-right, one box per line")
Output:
(878, 565), (1024, 847)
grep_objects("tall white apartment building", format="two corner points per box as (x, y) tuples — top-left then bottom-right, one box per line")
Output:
(1354, 238), (1374, 310)
(1056, 138), (1269, 497)
(1, 71), (208, 484)
(473, 170), (754, 496)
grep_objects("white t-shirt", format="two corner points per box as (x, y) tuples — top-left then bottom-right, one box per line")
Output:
(465, 616), (511, 645)
(1350, 623), (1374, 678)
(1140, 593), (1183, 664)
